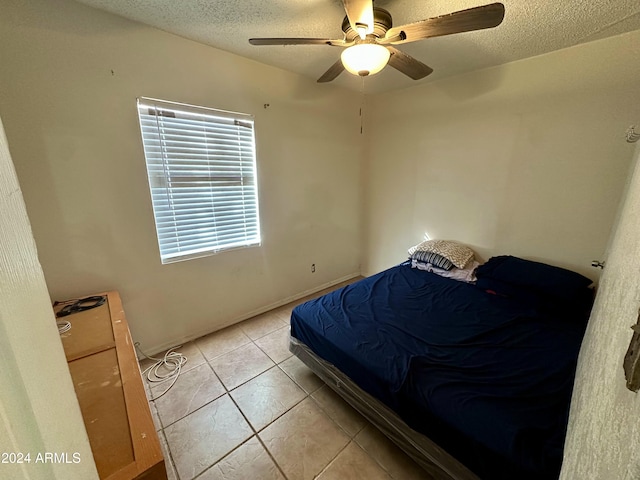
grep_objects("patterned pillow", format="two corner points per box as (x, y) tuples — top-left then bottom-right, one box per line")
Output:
(408, 240), (475, 269)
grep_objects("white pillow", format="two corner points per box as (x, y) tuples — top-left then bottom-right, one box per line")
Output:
(411, 259), (480, 284)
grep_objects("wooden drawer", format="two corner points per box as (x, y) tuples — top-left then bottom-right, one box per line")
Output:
(58, 291), (166, 480)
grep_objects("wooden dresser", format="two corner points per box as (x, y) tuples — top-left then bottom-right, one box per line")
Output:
(57, 291), (167, 480)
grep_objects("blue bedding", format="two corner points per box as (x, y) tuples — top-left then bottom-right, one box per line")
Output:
(290, 263), (586, 480)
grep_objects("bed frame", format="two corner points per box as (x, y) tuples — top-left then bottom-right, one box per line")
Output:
(289, 336), (480, 480)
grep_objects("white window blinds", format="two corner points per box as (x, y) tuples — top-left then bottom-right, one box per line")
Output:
(137, 97), (261, 264)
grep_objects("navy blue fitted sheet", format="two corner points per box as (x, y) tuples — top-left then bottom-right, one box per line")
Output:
(290, 264), (586, 480)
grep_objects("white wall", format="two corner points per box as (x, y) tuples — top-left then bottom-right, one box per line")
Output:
(3, 0), (640, 475)
(0, 0), (363, 353)
(363, 29), (640, 279)
(0, 117), (98, 480)
(560, 143), (640, 479)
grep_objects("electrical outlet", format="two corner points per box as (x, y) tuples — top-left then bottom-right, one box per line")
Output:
(311, 263), (316, 273)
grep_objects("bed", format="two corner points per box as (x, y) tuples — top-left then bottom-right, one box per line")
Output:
(290, 251), (592, 480)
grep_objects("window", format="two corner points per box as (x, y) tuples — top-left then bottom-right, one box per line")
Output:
(137, 97), (261, 264)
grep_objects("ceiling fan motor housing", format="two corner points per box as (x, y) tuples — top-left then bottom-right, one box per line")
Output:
(341, 8), (393, 41)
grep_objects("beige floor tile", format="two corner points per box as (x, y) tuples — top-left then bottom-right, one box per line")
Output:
(254, 325), (293, 364)
(209, 342), (275, 390)
(148, 396), (162, 431)
(315, 287), (335, 297)
(164, 394), (252, 480)
(139, 341), (205, 385)
(172, 341), (206, 366)
(296, 293), (321, 305)
(278, 355), (324, 394)
(240, 311), (288, 340)
(311, 385), (367, 437)
(157, 430), (179, 480)
(317, 441), (392, 480)
(143, 376), (152, 397)
(195, 324), (251, 361)
(230, 366), (306, 431)
(197, 436), (285, 480)
(354, 425), (434, 480)
(291, 296), (313, 307)
(259, 398), (349, 480)
(151, 363), (225, 427)
(313, 279), (356, 299)
(271, 304), (294, 323)
(292, 278), (361, 308)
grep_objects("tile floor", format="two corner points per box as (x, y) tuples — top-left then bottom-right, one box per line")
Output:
(141, 282), (433, 480)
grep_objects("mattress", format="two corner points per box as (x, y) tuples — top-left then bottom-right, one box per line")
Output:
(289, 335), (479, 480)
(290, 263), (586, 480)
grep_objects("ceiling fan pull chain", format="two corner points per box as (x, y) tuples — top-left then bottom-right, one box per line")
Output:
(360, 75), (365, 134)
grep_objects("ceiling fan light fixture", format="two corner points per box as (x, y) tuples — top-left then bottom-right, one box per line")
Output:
(341, 43), (390, 77)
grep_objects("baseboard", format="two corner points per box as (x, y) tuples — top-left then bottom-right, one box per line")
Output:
(143, 272), (361, 356)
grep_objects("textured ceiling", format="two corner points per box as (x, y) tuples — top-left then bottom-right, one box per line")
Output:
(71, 0), (640, 93)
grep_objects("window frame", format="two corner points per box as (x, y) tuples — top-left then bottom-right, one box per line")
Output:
(136, 97), (261, 264)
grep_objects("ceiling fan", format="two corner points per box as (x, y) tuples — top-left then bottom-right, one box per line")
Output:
(249, 1), (505, 83)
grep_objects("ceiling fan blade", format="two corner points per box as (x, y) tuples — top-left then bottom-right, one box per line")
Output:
(385, 3), (505, 44)
(387, 47), (433, 80)
(249, 38), (346, 46)
(342, 0), (374, 35)
(317, 59), (345, 83)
